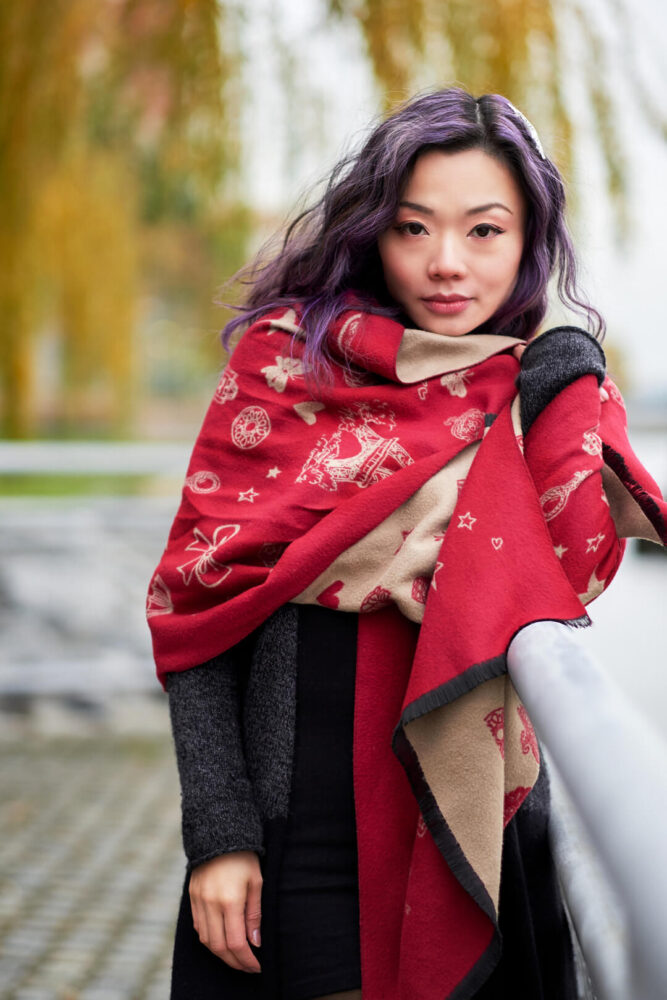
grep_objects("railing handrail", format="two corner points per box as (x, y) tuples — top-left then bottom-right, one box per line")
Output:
(508, 621), (667, 1000)
(0, 441), (191, 476)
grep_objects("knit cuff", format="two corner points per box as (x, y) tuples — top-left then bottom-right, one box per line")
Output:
(517, 326), (606, 435)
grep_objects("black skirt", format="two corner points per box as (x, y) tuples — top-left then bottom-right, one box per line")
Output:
(170, 604), (577, 999)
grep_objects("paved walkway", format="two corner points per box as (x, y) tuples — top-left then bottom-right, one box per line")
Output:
(0, 733), (185, 1000)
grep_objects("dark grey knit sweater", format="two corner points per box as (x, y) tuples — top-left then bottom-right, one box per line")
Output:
(166, 327), (607, 869)
(166, 604), (299, 869)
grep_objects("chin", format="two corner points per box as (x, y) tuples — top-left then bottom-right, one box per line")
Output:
(419, 316), (479, 338)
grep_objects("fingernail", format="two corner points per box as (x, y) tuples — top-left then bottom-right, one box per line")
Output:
(252, 929), (261, 946)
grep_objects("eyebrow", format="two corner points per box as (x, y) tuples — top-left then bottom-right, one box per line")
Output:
(398, 200), (513, 216)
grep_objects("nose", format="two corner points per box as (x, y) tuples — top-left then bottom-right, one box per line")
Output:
(428, 235), (468, 280)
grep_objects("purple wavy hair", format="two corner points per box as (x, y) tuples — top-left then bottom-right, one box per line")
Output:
(222, 87), (604, 376)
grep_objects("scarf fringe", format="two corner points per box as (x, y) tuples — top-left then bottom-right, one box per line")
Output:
(603, 442), (667, 543)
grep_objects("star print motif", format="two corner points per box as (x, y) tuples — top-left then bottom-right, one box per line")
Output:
(578, 568), (607, 604)
(457, 512), (476, 530)
(554, 545), (568, 559)
(266, 467), (281, 479)
(586, 533), (605, 553)
(238, 487), (259, 503)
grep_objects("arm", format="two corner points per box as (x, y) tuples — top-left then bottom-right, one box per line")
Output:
(166, 637), (263, 973)
(516, 327), (624, 602)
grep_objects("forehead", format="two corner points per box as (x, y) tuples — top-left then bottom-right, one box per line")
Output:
(401, 148), (525, 213)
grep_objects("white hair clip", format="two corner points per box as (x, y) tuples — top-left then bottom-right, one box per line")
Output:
(507, 101), (546, 160)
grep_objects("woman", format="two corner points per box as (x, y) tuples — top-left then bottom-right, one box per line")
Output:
(147, 88), (667, 999)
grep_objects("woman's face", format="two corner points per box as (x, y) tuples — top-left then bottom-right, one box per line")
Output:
(377, 148), (526, 336)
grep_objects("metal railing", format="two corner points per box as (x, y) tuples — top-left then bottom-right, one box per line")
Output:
(0, 440), (190, 477)
(508, 621), (667, 1000)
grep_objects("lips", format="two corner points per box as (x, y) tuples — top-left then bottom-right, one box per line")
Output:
(423, 294), (471, 303)
(421, 294), (472, 316)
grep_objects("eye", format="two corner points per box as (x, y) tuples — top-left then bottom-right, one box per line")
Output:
(395, 221), (428, 236)
(469, 223), (504, 239)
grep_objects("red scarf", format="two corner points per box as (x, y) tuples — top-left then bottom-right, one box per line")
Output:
(148, 307), (666, 998)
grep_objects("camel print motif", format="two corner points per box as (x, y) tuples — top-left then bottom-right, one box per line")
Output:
(214, 367), (239, 405)
(411, 576), (429, 605)
(504, 786), (531, 826)
(261, 355), (304, 393)
(185, 471), (221, 494)
(440, 369), (472, 398)
(484, 707), (505, 758)
(146, 575), (173, 618)
(360, 585), (393, 613)
(517, 704), (539, 762)
(231, 406), (272, 450)
(296, 401), (413, 492)
(540, 469), (592, 521)
(582, 428), (603, 456)
(444, 408), (486, 443)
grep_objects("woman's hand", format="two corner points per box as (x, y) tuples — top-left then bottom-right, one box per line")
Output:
(189, 851), (263, 973)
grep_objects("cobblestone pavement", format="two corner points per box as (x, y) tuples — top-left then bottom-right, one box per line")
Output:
(0, 732), (186, 1000)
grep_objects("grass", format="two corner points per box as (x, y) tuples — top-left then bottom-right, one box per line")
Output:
(0, 474), (153, 497)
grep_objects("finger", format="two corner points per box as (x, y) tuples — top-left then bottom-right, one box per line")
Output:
(189, 881), (204, 938)
(190, 895), (200, 936)
(245, 875), (263, 949)
(512, 343), (527, 362)
(197, 900), (245, 971)
(223, 905), (261, 973)
(201, 899), (228, 962)
(192, 897), (214, 955)
(190, 888), (241, 969)
(600, 385), (609, 402)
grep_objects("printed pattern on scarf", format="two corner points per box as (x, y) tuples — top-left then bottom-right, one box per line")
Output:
(296, 401), (413, 491)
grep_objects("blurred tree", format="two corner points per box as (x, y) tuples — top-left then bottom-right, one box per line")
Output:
(327, 0), (636, 229)
(0, 0), (247, 438)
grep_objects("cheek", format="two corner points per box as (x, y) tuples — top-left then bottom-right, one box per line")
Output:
(379, 243), (408, 292)
(490, 249), (523, 297)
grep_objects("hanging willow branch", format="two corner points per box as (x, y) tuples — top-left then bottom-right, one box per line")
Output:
(0, 0), (242, 438)
(325, 0), (661, 231)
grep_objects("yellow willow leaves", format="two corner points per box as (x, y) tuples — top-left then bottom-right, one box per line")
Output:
(115, 0), (236, 199)
(38, 149), (138, 431)
(329, 0), (580, 191)
(0, 0), (91, 436)
(0, 0), (241, 438)
(329, 0), (429, 102)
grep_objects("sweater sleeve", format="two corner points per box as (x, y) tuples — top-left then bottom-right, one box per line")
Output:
(165, 632), (264, 871)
